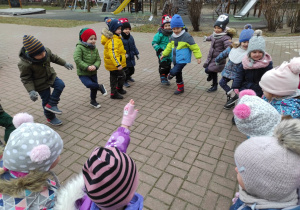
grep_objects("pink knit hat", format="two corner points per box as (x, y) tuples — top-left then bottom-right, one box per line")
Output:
(83, 147), (139, 210)
(259, 57), (300, 96)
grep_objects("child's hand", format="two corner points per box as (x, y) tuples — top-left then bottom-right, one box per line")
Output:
(118, 66), (123, 70)
(125, 54), (129, 58)
(203, 36), (207, 42)
(136, 55), (139, 60)
(29, 90), (38, 102)
(160, 55), (164, 60)
(64, 63), (74, 70)
(91, 65), (96, 71)
(121, 99), (138, 128)
(197, 59), (201, 64)
(234, 89), (239, 94)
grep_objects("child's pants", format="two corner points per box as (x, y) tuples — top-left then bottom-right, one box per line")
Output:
(38, 77), (65, 120)
(170, 63), (186, 83)
(0, 110), (15, 143)
(159, 60), (171, 76)
(205, 68), (218, 85)
(79, 75), (99, 100)
(110, 70), (125, 94)
(219, 77), (231, 93)
(124, 67), (135, 81)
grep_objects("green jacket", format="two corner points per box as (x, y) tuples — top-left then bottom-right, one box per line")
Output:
(73, 41), (101, 76)
(152, 29), (172, 62)
(18, 47), (66, 92)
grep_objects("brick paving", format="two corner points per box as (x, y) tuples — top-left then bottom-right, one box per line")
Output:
(0, 22), (300, 209)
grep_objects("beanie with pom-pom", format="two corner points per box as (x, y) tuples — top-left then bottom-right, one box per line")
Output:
(239, 24), (254, 43)
(233, 90), (281, 137)
(259, 57), (300, 96)
(12, 112), (34, 128)
(247, 29), (265, 58)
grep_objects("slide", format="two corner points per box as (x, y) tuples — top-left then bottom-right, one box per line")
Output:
(234, 0), (258, 18)
(112, 0), (131, 14)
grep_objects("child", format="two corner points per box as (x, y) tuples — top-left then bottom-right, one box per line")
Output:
(74, 28), (107, 109)
(119, 18), (139, 88)
(203, 14), (235, 93)
(18, 35), (74, 126)
(0, 101), (15, 145)
(215, 24), (254, 109)
(231, 30), (273, 98)
(55, 100), (144, 210)
(152, 15), (173, 85)
(259, 57), (300, 118)
(101, 18), (127, 99)
(231, 118), (300, 210)
(233, 89), (281, 138)
(0, 112), (63, 209)
(160, 14), (202, 95)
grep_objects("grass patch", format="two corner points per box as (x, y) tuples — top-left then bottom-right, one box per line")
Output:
(0, 5), (62, 10)
(0, 16), (97, 27)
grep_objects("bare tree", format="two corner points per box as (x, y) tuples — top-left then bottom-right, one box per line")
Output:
(153, 0), (158, 16)
(286, 1), (300, 33)
(188, 0), (204, 31)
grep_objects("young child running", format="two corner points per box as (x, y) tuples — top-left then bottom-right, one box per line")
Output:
(152, 14), (173, 85)
(18, 35), (74, 126)
(74, 28), (107, 109)
(231, 118), (300, 210)
(119, 18), (139, 88)
(203, 14), (236, 93)
(0, 112), (63, 209)
(259, 57), (300, 118)
(55, 99), (143, 210)
(160, 14), (202, 95)
(101, 18), (127, 99)
(215, 24), (254, 109)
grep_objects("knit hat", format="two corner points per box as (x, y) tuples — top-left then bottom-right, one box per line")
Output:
(23, 35), (46, 57)
(233, 89), (281, 137)
(79, 28), (97, 42)
(170, 14), (184, 29)
(239, 24), (254, 43)
(107, 19), (123, 33)
(2, 113), (63, 173)
(234, 119), (300, 201)
(214, 13), (229, 31)
(119, 18), (131, 30)
(247, 30), (265, 57)
(83, 147), (139, 210)
(259, 57), (300, 96)
(161, 14), (172, 27)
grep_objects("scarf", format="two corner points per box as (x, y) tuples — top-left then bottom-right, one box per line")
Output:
(229, 47), (247, 64)
(121, 31), (130, 39)
(172, 29), (185, 38)
(213, 31), (227, 39)
(26, 50), (48, 63)
(242, 53), (272, 69)
(159, 28), (173, 36)
(81, 41), (95, 49)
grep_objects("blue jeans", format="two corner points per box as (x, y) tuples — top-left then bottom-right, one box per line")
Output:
(170, 63), (186, 84)
(79, 75), (99, 100)
(219, 77), (231, 93)
(38, 77), (65, 120)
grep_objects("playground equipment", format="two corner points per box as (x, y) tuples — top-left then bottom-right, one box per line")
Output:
(102, 0), (120, 12)
(111, 0), (131, 14)
(234, 0), (258, 18)
(69, 0), (99, 11)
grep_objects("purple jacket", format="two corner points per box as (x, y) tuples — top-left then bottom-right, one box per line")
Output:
(204, 34), (232, 73)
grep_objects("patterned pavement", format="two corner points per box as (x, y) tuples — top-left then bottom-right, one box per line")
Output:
(0, 22), (299, 209)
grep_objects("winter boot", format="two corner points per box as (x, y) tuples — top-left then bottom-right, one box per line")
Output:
(224, 90), (238, 109)
(128, 77), (135, 82)
(90, 99), (101, 108)
(110, 92), (124, 99)
(124, 81), (130, 88)
(47, 117), (63, 126)
(174, 83), (184, 95)
(207, 83), (218, 93)
(160, 74), (170, 86)
(116, 87), (127, 95)
(167, 73), (174, 81)
(45, 104), (62, 115)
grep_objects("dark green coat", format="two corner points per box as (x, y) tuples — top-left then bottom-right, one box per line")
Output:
(73, 42), (101, 76)
(18, 47), (66, 92)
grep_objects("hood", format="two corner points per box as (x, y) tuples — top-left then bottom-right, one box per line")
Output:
(76, 41), (95, 49)
(101, 28), (113, 45)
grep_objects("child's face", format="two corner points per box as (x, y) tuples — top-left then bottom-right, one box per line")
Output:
(241, 41), (249, 50)
(214, 26), (223, 34)
(250, 50), (264, 61)
(235, 167), (245, 190)
(33, 51), (46, 60)
(87, 35), (97, 45)
(172, 27), (182, 35)
(164, 23), (171, 30)
(263, 90), (273, 100)
(123, 28), (131, 35)
(115, 26), (122, 35)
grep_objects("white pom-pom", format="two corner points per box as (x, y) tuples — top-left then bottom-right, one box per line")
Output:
(289, 57), (300, 74)
(244, 24), (252, 29)
(13, 113), (34, 128)
(253, 29), (262, 36)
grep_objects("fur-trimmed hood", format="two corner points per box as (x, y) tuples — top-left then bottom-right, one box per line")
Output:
(101, 28), (113, 46)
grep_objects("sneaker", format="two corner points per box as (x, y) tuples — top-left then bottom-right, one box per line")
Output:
(90, 100), (101, 108)
(47, 117), (63, 126)
(128, 77), (135, 82)
(224, 94), (238, 109)
(45, 104), (62, 115)
(167, 73), (174, 81)
(117, 88), (127, 95)
(206, 84), (218, 93)
(207, 74), (212, 81)
(161, 77), (170, 86)
(98, 84), (107, 96)
(124, 81), (130, 88)
(111, 92), (124, 99)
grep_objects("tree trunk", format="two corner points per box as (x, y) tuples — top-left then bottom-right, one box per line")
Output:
(188, 0), (203, 31)
(153, 0), (158, 16)
(87, 0), (90, 12)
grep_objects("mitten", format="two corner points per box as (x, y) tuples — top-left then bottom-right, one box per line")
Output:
(136, 55), (139, 60)
(64, 63), (74, 70)
(203, 63), (208, 68)
(203, 36), (207, 42)
(121, 102), (138, 127)
(29, 90), (38, 102)
(156, 48), (163, 57)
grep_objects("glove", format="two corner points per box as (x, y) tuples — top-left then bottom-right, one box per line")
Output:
(156, 48), (163, 57)
(136, 55), (139, 60)
(121, 100), (138, 127)
(29, 90), (38, 102)
(64, 63), (74, 70)
(203, 36), (207, 42)
(203, 63), (208, 68)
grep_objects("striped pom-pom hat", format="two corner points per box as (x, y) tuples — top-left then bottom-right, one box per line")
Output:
(83, 147), (139, 210)
(23, 35), (45, 57)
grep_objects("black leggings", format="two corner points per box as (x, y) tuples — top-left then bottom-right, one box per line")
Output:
(205, 68), (218, 85)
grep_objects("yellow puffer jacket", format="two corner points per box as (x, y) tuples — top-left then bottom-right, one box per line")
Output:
(101, 28), (126, 71)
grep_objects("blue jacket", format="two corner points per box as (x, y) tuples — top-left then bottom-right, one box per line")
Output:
(232, 61), (273, 97)
(121, 34), (139, 67)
